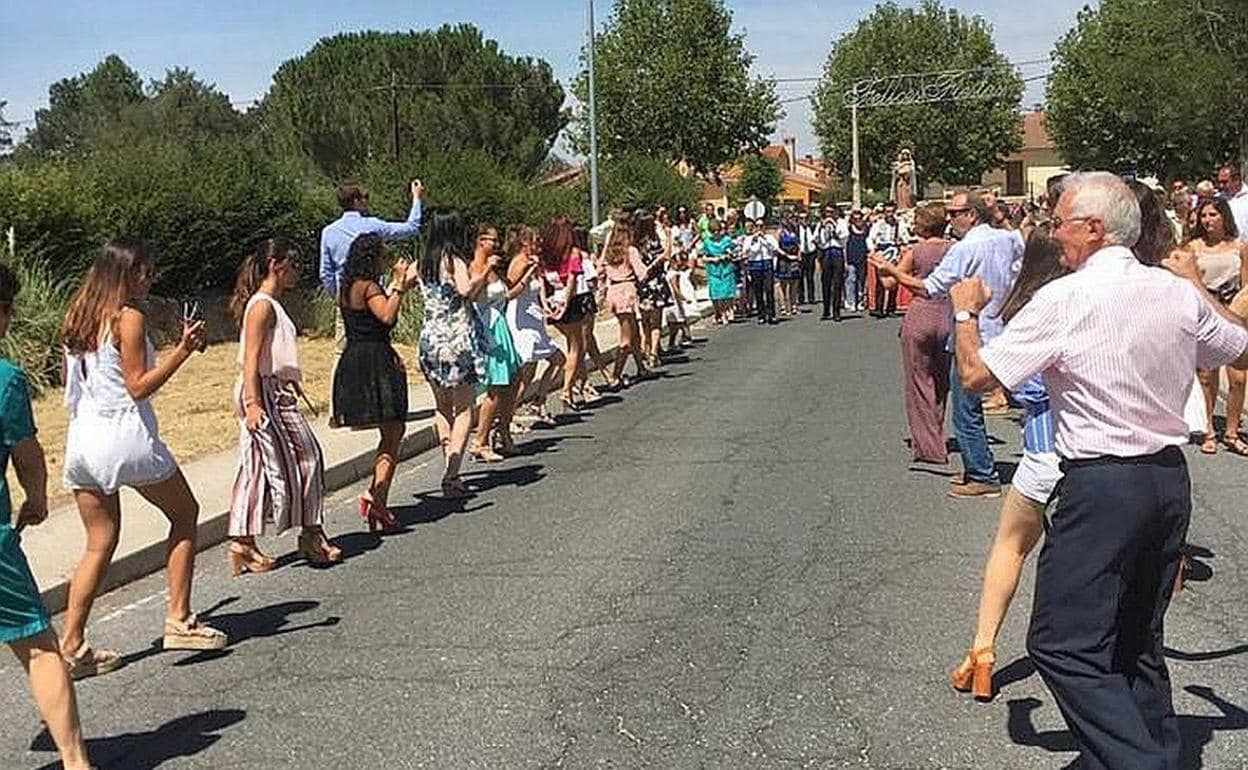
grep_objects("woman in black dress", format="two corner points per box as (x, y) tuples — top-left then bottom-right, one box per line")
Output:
(331, 233), (418, 533)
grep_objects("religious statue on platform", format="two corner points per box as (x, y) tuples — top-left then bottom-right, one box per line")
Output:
(891, 148), (918, 210)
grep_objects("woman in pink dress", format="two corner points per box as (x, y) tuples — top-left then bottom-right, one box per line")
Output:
(883, 203), (953, 464)
(600, 212), (655, 385)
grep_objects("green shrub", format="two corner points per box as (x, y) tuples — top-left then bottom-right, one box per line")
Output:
(0, 163), (103, 275)
(0, 251), (73, 395)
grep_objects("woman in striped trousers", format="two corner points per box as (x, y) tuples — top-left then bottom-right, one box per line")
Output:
(227, 238), (342, 575)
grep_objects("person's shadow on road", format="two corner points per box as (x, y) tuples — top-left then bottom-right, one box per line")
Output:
(119, 596), (340, 668)
(1007, 685), (1248, 769)
(31, 708), (246, 770)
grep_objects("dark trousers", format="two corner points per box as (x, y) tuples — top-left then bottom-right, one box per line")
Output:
(1027, 447), (1189, 770)
(820, 248), (845, 320)
(749, 266), (775, 321)
(799, 252), (817, 304)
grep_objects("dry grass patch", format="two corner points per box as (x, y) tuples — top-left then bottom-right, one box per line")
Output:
(14, 336), (424, 512)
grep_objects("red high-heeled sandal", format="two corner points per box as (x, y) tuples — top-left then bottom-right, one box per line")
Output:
(359, 496), (401, 534)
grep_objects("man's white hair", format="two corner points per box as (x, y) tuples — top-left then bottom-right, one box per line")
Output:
(1062, 171), (1141, 248)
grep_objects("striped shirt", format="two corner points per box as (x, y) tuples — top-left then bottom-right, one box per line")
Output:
(980, 245), (1248, 459)
(1013, 377), (1055, 453)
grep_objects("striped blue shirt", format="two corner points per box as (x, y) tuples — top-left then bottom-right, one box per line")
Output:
(1013, 376), (1055, 453)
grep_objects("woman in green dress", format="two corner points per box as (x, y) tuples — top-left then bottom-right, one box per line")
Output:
(701, 218), (738, 325)
(0, 262), (92, 769)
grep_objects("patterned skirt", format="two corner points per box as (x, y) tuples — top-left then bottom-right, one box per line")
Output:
(228, 378), (326, 537)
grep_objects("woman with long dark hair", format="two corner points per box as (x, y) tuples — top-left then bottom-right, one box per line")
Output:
(227, 238), (340, 574)
(634, 210), (673, 369)
(59, 238), (227, 679)
(417, 211), (493, 495)
(331, 233), (418, 530)
(950, 228), (1068, 701)
(468, 224), (524, 463)
(1182, 197), (1248, 455)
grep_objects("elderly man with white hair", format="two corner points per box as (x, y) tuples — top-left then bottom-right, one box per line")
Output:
(949, 171), (1248, 770)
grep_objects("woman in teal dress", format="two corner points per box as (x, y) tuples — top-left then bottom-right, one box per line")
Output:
(469, 224), (523, 463)
(0, 263), (91, 769)
(701, 218), (738, 325)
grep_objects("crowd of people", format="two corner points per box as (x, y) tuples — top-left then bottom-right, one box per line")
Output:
(858, 159), (1248, 769)
(3, 155), (1248, 768)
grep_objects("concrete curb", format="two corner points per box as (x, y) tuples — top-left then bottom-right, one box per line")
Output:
(38, 304), (715, 613)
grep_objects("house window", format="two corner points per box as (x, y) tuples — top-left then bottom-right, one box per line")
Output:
(1005, 161), (1024, 197)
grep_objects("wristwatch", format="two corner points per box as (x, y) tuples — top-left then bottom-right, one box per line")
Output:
(954, 309), (978, 324)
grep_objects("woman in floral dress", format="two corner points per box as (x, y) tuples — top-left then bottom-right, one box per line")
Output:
(417, 211), (493, 497)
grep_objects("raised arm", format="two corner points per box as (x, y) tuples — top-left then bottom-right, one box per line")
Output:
(363, 180), (425, 239)
(118, 306), (201, 402)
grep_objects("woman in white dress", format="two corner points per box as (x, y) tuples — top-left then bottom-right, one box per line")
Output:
(58, 238), (227, 680)
(504, 226), (565, 437)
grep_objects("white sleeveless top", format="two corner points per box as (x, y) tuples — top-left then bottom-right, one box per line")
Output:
(63, 329), (176, 494)
(237, 293), (301, 383)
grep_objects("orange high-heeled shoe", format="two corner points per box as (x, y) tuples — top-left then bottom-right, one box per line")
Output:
(950, 647), (996, 701)
(227, 541), (275, 577)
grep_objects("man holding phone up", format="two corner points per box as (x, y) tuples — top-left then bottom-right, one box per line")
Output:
(319, 178), (425, 356)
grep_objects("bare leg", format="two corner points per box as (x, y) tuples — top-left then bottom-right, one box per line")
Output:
(1226, 366), (1246, 438)
(495, 383), (520, 451)
(613, 314), (640, 381)
(1198, 367), (1218, 438)
(430, 383), (453, 458)
(135, 470), (201, 625)
(11, 631), (90, 770)
(583, 320), (614, 385)
(60, 491), (121, 657)
(446, 383), (476, 480)
(970, 488), (1046, 651)
(474, 388), (500, 450)
(557, 324), (583, 402)
(628, 315), (646, 372)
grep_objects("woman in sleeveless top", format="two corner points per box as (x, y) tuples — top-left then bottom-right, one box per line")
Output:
(227, 238), (340, 576)
(469, 224), (526, 462)
(331, 233), (419, 532)
(59, 238), (227, 681)
(884, 203), (953, 464)
(1184, 197), (1248, 455)
(504, 226), (566, 435)
(602, 212), (656, 385)
(637, 209), (673, 369)
(418, 212), (493, 497)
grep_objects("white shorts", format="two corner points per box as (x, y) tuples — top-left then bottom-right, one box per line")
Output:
(1011, 450), (1062, 505)
(63, 402), (178, 495)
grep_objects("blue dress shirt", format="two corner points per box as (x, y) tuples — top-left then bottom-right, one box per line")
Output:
(319, 199), (423, 297)
(921, 224), (1023, 343)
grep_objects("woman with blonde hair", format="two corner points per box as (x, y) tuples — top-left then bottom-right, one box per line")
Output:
(227, 237), (340, 575)
(602, 212), (655, 384)
(59, 237), (227, 680)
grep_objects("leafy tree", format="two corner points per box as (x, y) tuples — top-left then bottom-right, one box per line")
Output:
(21, 54), (145, 159)
(733, 154), (784, 210)
(572, 0), (781, 173)
(0, 101), (14, 154)
(1046, 0), (1248, 179)
(597, 154), (699, 212)
(257, 25), (566, 179)
(811, 0), (1023, 188)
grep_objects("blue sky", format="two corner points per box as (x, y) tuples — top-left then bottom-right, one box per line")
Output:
(1, 0), (1087, 157)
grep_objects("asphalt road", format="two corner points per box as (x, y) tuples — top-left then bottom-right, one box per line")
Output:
(4, 309), (1248, 769)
